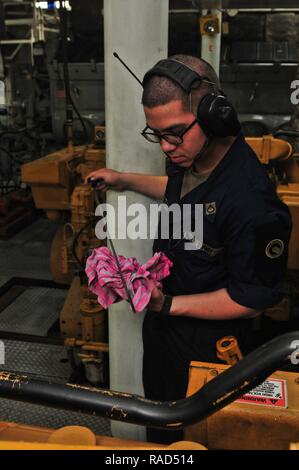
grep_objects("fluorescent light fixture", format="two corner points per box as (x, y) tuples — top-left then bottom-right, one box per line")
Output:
(35, 1), (72, 10)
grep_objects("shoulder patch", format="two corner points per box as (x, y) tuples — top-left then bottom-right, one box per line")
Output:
(265, 239), (284, 259)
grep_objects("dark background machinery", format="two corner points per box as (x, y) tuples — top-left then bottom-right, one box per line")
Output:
(0, 0), (298, 449)
(1, 0), (299, 191)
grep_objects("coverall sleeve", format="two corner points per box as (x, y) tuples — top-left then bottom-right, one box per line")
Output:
(223, 193), (292, 310)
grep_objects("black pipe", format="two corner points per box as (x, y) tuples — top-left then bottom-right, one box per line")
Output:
(59, 4), (89, 144)
(59, 4), (74, 149)
(0, 332), (298, 430)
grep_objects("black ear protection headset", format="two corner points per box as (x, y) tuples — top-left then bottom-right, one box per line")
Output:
(143, 58), (240, 138)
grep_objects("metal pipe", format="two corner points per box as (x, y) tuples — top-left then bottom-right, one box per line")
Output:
(58, 4), (73, 154)
(0, 332), (298, 430)
(0, 40), (33, 44)
(65, 338), (109, 353)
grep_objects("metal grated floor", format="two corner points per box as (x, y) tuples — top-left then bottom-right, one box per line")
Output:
(2, 339), (71, 382)
(0, 286), (66, 336)
(0, 339), (111, 436)
(0, 398), (112, 436)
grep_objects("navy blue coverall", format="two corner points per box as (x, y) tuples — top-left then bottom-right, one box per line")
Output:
(143, 133), (292, 443)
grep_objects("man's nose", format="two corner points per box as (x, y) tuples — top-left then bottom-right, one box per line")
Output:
(160, 137), (177, 153)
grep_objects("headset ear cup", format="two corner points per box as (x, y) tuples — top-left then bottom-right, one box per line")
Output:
(197, 94), (241, 138)
(197, 94), (216, 136)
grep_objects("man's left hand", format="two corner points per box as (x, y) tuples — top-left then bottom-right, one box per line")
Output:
(147, 281), (165, 312)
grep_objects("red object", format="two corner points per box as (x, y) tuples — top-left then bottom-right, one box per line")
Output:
(55, 90), (66, 99)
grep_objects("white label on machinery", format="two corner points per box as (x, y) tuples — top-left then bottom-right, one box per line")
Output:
(236, 378), (288, 408)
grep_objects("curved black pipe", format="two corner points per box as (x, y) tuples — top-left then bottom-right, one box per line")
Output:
(0, 332), (298, 430)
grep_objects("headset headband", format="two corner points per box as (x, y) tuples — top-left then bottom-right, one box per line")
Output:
(142, 58), (240, 138)
(142, 59), (216, 93)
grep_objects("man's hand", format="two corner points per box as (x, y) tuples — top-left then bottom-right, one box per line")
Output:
(147, 280), (165, 312)
(85, 168), (128, 192)
(85, 169), (167, 200)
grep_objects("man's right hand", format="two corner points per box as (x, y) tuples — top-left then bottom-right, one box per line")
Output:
(85, 168), (167, 200)
(84, 168), (128, 193)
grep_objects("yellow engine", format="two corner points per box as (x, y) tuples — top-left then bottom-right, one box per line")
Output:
(21, 128), (108, 383)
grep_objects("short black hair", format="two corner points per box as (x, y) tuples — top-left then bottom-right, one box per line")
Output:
(142, 54), (220, 114)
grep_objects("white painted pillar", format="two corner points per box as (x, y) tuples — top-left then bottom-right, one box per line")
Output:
(104, 0), (169, 441)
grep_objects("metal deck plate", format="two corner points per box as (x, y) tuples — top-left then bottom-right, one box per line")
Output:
(0, 286), (66, 336)
(0, 399), (111, 436)
(2, 339), (71, 382)
(0, 339), (111, 436)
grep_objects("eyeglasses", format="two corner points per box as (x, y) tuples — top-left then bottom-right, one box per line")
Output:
(141, 118), (198, 146)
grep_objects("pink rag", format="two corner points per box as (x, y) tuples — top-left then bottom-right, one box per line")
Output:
(85, 246), (172, 312)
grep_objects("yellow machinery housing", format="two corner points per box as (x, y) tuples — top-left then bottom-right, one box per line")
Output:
(21, 131), (108, 381)
(0, 422), (206, 450)
(186, 361), (299, 450)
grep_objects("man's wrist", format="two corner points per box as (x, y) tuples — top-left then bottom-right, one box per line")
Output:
(122, 172), (131, 191)
(159, 294), (173, 315)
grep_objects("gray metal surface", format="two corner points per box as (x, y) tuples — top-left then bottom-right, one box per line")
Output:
(0, 286), (66, 336)
(0, 339), (111, 436)
(2, 339), (71, 382)
(0, 218), (62, 286)
(221, 64), (297, 116)
(0, 399), (111, 436)
(48, 62), (105, 142)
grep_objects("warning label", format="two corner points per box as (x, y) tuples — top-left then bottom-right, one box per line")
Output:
(236, 378), (288, 408)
